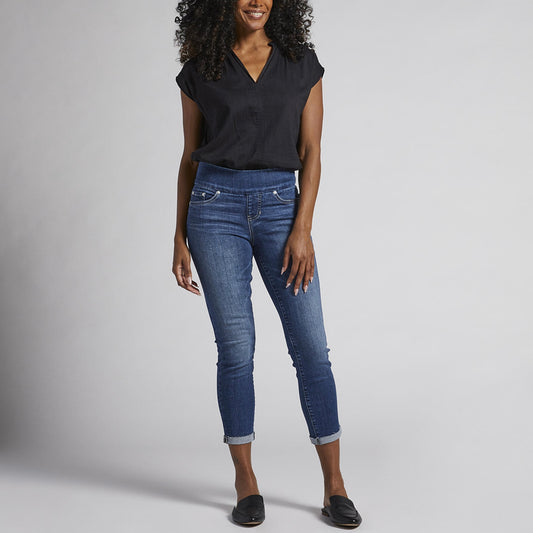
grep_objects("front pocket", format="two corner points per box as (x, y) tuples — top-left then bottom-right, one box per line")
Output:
(189, 187), (221, 205)
(272, 186), (299, 204)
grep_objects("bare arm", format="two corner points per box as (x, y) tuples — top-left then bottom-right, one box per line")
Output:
(282, 78), (324, 295)
(172, 89), (204, 295)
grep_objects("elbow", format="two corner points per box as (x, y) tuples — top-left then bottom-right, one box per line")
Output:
(180, 148), (197, 167)
(298, 142), (321, 165)
(179, 151), (198, 176)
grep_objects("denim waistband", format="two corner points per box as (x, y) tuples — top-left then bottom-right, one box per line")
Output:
(194, 161), (296, 193)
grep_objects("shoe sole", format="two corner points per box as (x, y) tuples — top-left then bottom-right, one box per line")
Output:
(322, 507), (361, 528)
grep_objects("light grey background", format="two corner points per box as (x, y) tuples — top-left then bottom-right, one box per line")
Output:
(1, 1), (532, 531)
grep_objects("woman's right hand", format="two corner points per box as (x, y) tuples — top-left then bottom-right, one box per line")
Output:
(172, 239), (201, 296)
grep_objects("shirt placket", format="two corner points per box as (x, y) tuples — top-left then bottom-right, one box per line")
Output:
(250, 86), (263, 157)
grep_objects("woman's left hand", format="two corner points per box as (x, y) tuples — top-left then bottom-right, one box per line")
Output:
(281, 227), (315, 295)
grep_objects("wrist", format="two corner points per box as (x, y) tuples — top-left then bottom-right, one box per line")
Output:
(292, 217), (312, 234)
(174, 230), (187, 246)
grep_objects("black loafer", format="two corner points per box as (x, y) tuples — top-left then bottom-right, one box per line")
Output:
(231, 494), (265, 526)
(321, 495), (362, 528)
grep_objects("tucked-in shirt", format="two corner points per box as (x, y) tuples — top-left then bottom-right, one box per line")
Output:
(175, 41), (324, 170)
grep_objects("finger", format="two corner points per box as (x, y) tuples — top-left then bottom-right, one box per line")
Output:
(281, 246), (291, 276)
(183, 268), (201, 295)
(303, 259), (313, 293)
(293, 262), (307, 296)
(186, 282), (201, 296)
(182, 263), (193, 287)
(175, 263), (201, 295)
(174, 264), (185, 288)
(285, 257), (301, 289)
(182, 274), (201, 295)
(309, 255), (315, 283)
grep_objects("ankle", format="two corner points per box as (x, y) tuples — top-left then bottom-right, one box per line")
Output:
(235, 476), (259, 501)
(324, 474), (345, 492)
(235, 467), (256, 480)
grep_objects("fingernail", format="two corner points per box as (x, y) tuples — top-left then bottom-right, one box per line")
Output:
(285, 282), (290, 288)
(281, 267), (286, 275)
(303, 285), (308, 293)
(294, 288), (299, 296)
(310, 277), (314, 283)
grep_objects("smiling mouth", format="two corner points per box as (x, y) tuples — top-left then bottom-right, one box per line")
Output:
(244, 11), (266, 19)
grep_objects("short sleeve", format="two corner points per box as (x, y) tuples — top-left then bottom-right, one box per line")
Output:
(305, 47), (325, 90)
(176, 60), (197, 102)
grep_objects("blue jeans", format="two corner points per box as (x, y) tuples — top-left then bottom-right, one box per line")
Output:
(186, 161), (342, 445)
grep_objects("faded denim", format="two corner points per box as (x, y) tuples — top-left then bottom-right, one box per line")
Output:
(186, 161), (342, 446)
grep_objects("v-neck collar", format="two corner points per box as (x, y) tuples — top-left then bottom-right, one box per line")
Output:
(230, 41), (275, 85)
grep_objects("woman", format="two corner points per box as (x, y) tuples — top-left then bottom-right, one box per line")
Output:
(172, 0), (362, 528)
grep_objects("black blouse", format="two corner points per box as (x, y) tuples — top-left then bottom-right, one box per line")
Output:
(176, 41), (325, 170)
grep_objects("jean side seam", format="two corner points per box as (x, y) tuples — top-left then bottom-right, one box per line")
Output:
(253, 252), (320, 439)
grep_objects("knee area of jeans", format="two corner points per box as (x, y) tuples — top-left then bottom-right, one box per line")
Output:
(216, 357), (254, 372)
(215, 336), (255, 352)
(215, 339), (254, 361)
(289, 347), (333, 366)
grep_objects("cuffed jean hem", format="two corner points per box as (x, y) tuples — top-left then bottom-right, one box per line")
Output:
(223, 431), (256, 444)
(309, 426), (342, 445)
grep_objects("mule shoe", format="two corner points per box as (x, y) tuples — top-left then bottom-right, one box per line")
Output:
(321, 494), (362, 528)
(231, 494), (265, 526)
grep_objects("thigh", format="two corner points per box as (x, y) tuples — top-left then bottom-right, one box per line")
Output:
(252, 190), (329, 354)
(187, 189), (254, 343)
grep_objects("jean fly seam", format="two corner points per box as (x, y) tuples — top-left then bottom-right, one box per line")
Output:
(247, 193), (262, 221)
(247, 192), (262, 246)
(252, 252), (320, 439)
(247, 217), (254, 246)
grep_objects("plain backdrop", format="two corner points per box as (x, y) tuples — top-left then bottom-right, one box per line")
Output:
(1, 1), (532, 532)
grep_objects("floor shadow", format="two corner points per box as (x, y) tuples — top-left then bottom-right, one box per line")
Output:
(1, 451), (230, 512)
(1, 450), (329, 521)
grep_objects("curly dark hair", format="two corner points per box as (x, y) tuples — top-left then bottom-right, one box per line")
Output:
(174, 0), (318, 81)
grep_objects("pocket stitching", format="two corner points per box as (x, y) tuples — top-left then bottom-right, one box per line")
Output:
(272, 188), (298, 204)
(189, 189), (221, 205)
